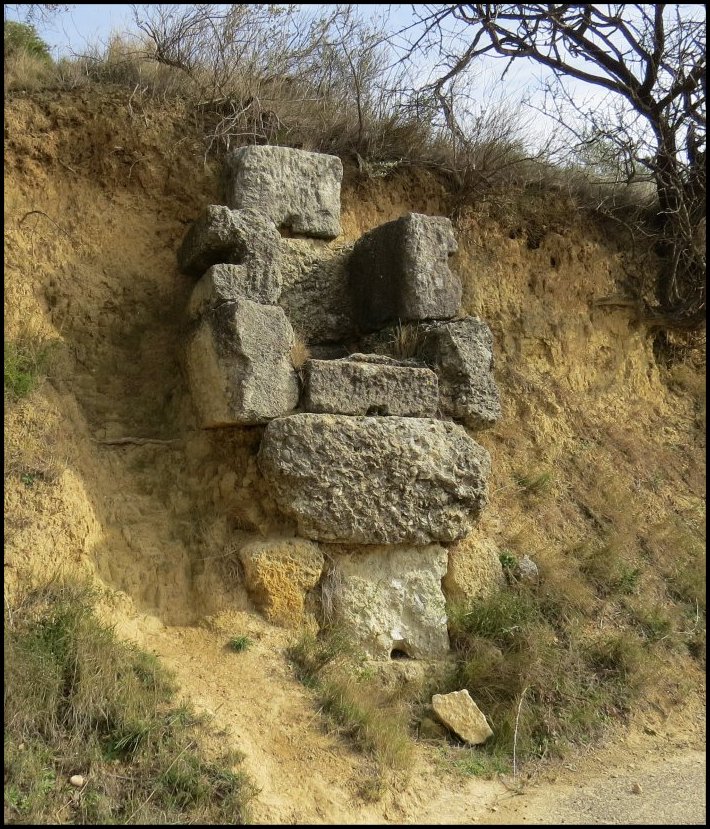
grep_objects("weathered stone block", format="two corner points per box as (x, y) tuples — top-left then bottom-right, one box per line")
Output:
(348, 212), (461, 332)
(442, 529), (505, 603)
(432, 690), (493, 745)
(324, 544), (449, 660)
(362, 316), (501, 430)
(239, 537), (324, 627)
(418, 316), (501, 430)
(224, 145), (343, 239)
(187, 263), (281, 320)
(279, 239), (357, 343)
(177, 205), (281, 292)
(186, 299), (299, 427)
(302, 354), (439, 417)
(258, 414), (490, 544)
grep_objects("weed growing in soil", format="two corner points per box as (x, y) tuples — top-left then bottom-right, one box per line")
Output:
(4, 580), (256, 824)
(227, 636), (253, 653)
(4, 337), (55, 401)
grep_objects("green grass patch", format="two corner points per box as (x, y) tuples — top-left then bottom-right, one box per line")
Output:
(4, 338), (55, 401)
(443, 582), (654, 764)
(227, 636), (253, 653)
(4, 579), (256, 824)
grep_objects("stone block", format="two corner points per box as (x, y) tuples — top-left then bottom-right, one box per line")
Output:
(418, 316), (501, 430)
(325, 544), (449, 659)
(186, 299), (299, 427)
(258, 414), (490, 544)
(432, 690), (493, 745)
(302, 354), (439, 417)
(348, 212), (461, 332)
(177, 205), (281, 290)
(224, 145), (343, 239)
(279, 239), (357, 343)
(239, 537), (324, 627)
(187, 262), (281, 320)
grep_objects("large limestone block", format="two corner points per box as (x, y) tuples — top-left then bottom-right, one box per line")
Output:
(239, 537), (324, 627)
(279, 239), (357, 342)
(419, 317), (501, 430)
(432, 689), (493, 745)
(258, 414), (490, 544)
(187, 263), (280, 320)
(362, 315), (501, 431)
(348, 213), (461, 332)
(442, 530), (506, 603)
(186, 299), (299, 427)
(325, 544), (449, 659)
(302, 354), (439, 417)
(224, 145), (343, 239)
(177, 206), (282, 291)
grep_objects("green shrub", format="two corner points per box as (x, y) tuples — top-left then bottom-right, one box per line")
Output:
(4, 21), (52, 63)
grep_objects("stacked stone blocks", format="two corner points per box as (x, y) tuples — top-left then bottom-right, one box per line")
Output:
(177, 144), (502, 658)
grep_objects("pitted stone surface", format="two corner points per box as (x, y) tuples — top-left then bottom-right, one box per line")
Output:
(418, 316), (501, 429)
(348, 212), (461, 332)
(224, 145), (343, 239)
(186, 299), (298, 427)
(362, 316), (501, 430)
(239, 537), (324, 628)
(302, 355), (439, 417)
(432, 689), (493, 745)
(324, 544), (450, 659)
(258, 414), (490, 544)
(177, 205), (281, 292)
(187, 263), (281, 319)
(279, 239), (357, 343)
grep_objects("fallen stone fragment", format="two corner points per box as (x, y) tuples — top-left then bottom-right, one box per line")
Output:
(348, 212), (461, 332)
(239, 537), (324, 628)
(515, 554), (540, 583)
(187, 262), (281, 320)
(69, 775), (85, 788)
(432, 689), (493, 745)
(302, 354), (439, 417)
(224, 145), (343, 239)
(185, 299), (299, 427)
(258, 414), (490, 544)
(324, 544), (450, 659)
(177, 205), (281, 290)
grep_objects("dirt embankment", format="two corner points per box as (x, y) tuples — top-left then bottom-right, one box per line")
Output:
(4, 88), (705, 824)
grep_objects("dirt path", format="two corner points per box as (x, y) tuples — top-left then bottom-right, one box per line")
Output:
(120, 613), (705, 826)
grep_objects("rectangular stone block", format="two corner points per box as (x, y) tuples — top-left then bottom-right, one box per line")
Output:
(302, 354), (438, 417)
(324, 545), (450, 660)
(224, 145), (343, 239)
(278, 238), (358, 343)
(348, 212), (461, 332)
(187, 263), (280, 320)
(186, 299), (299, 427)
(177, 205), (281, 290)
(258, 414), (490, 544)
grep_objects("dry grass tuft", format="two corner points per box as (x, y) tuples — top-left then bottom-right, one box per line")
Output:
(290, 334), (311, 371)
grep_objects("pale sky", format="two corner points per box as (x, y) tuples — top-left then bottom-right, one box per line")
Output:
(6, 3), (704, 159)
